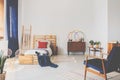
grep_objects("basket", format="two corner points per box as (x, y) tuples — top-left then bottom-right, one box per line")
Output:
(0, 71), (6, 80)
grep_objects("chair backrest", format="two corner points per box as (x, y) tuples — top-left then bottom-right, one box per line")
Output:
(107, 46), (120, 68)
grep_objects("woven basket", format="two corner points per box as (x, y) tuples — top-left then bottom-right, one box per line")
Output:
(0, 71), (6, 80)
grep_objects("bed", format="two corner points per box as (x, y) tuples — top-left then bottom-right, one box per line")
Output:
(19, 35), (57, 64)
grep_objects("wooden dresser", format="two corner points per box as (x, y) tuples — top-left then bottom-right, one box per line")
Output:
(67, 42), (86, 55)
(108, 42), (120, 54)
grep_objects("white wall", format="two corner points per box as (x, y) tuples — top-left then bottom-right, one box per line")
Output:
(18, 0), (22, 48)
(93, 0), (108, 52)
(108, 0), (120, 42)
(19, 0), (108, 54)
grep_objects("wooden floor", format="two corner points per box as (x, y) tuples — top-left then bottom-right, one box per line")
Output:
(4, 54), (120, 80)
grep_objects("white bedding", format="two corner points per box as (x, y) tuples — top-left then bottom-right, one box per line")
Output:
(24, 47), (52, 56)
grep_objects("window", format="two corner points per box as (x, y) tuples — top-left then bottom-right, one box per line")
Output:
(0, 0), (4, 39)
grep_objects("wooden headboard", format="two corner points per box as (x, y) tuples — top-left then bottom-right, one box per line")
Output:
(33, 35), (57, 49)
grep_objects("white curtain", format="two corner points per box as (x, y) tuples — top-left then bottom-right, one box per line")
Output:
(0, 40), (8, 56)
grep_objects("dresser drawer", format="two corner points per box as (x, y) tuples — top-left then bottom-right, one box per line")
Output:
(67, 42), (86, 55)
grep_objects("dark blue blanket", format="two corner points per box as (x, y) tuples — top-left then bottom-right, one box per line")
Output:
(36, 51), (58, 68)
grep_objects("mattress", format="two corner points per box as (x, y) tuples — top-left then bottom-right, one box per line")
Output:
(24, 47), (52, 56)
(19, 48), (52, 64)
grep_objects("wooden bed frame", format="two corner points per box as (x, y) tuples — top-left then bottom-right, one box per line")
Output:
(33, 35), (56, 49)
(33, 35), (57, 55)
(19, 35), (57, 64)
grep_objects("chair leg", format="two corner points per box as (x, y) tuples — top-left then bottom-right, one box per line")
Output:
(84, 56), (88, 80)
(104, 73), (107, 80)
(84, 66), (87, 80)
(101, 59), (107, 80)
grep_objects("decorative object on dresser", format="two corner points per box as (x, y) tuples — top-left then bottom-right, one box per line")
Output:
(68, 30), (85, 42)
(67, 30), (86, 55)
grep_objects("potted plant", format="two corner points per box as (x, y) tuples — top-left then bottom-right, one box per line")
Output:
(0, 50), (7, 80)
(94, 41), (101, 48)
(89, 40), (94, 47)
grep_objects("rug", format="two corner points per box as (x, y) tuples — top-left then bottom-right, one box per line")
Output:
(52, 55), (77, 63)
(59, 70), (98, 80)
(5, 65), (98, 80)
(5, 55), (120, 80)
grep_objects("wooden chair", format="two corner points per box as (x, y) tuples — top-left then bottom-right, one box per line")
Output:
(84, 46), (120, 80)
